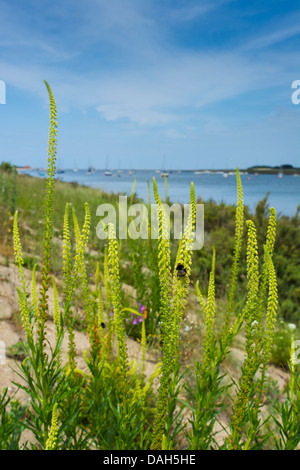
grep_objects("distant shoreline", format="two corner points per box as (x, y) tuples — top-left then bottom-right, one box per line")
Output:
(244, 167), (300, 175)
(17, 166), (300, 175)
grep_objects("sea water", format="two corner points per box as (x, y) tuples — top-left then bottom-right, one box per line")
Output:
(25, 169), (300, 217)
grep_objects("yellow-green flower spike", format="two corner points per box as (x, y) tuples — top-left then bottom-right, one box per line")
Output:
(224, 167), (244, 329)
(13, 211), (26, 295)
(31, 264), (38, 319)
(37, 81), (58, 349)
(45, 403), (59, 450)
(202, 247), (216, 370)
(63, 203), (72, 298)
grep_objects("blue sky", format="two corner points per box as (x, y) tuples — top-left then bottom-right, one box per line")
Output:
(0, 0), (300, 170)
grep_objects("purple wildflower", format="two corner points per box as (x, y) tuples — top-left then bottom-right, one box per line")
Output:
(139, 303), (146, 314)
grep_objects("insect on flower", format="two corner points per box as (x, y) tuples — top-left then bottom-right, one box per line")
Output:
(176, 263), (187, 278)
(100, 322), (106, 328)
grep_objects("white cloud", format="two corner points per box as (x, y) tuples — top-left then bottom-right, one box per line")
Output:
(0, 0), (298, 137)
(96, 104), (174, 127)
(0, 42), (295, 129)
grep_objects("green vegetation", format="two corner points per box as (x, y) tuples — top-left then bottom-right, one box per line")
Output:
(246, 165), (300, 175)
(0, 161), (15, 173)
(0, 83), (299, 450)
(193, 193), (300, 331)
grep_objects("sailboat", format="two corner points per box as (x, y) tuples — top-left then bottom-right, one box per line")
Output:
(86, 163), (96, 175)
(73, 160), (78, 172)
(104, 155), (113, 176)
(160, 154), (169, 177)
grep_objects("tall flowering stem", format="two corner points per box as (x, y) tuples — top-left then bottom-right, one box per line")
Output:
(152, 177), (172, 333)
(103, 247), (113, 360)
(65, 203), (91, 372)
(201, 247), (216, 371)
(258, 245), (278, 383)
(170, 182), (196, 354)
(31, 264), (39, 320)
(257, 208), (277, 325)
(229, 219), (260, 448)
(97, 284), (106, 363)
(107, 223), (129, 402)
(151, 180), (196, 450)
(37, 80), (58, 351)
(62, 203), (72, 299)
(228, 215), (278, 449)
(13, 209), (33, 344)
(223, 168), (244, 331)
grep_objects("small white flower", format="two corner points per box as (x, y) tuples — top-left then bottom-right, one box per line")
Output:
(288, 323), (296, 331)
(251, 320), (258, 328)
